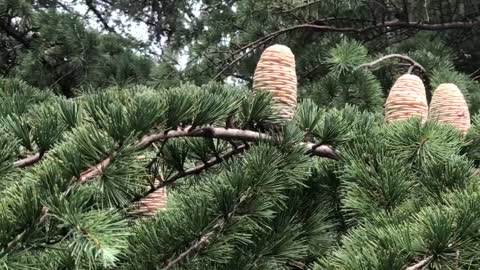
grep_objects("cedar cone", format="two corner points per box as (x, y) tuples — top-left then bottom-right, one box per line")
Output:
(253, 44), (297, 120)
(385, 74), (428, 123)
(131, 184), (168, 216)
(429, 83), (470, 134)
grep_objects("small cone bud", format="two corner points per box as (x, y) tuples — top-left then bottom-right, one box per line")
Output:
(385, 74), (428, 123)
(131, 185), (168, 216)
(429, 83), (470, 134)
(253, 44), (297, 120)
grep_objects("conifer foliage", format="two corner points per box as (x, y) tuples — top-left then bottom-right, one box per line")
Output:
(1, 1), (480, 270)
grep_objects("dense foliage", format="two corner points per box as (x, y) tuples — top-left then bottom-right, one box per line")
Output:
(1, 0), (480, 269)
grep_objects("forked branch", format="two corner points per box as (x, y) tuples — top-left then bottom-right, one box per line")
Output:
(79, 126), (337, 183)
(131, 144), (248, 208)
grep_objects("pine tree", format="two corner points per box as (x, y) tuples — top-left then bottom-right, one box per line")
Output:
(1, 1), (480, 269)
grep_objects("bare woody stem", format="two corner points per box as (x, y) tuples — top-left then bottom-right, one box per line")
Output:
(14, 152), (44, 168)
(355, 54), (426, 73)
(212, 20), (480, 79)
(79, 127), (337, 183)
(405, 256), (433, 270)
(163, 231), (215, 270)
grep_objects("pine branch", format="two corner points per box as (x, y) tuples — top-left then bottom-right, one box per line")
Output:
(212, 35), (277, 80)
(79, 127), (337, 183)
(79, 156), (114, 183)
(162, 184), (248, 269)
(274, 1), (324, 14)
(355, 54), (426, 73)
(14, 152), (44, 168)
(405, 256), (433, 270)
(3, 207), (48, 253)
(12, 126), (334, 172)
(163, 231), (215, 270)
(212, 20), (480, 79)
(157, 143), (247, 187)
(131, 144), (248, 209)
(0, 18), (33, 48)
(85, 0), (116, 33)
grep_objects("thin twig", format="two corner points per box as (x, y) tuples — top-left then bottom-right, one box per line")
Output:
(158, 144), (247, 186)
(163, 232), (215, 269)
(163, 185), (248, 269)
(212, 35), (277, 80)
(274, 1), (324, 14)
(85, 0), (116, 33)
(355, 54), (426, 73)
(211, 20), (480, 79)
(4, 207), (48, 253)
(131, 144), (248, 207)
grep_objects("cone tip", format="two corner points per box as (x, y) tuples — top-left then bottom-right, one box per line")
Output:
(436, 83), (460, 90)
(397, 73), (422, 81)
(264, 44), (293, 54)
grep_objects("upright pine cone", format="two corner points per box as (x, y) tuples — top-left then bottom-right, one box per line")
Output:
(131, 184), (168, 216)
(253, 44), (297, 120)
(429, 83), (470, 134)
(385, 74), (428, 123)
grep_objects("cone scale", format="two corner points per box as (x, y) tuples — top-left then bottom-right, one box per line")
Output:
(131, 184), (168, 216)
(385, 74), (428, 123)
(253, 44), (297, 120)
(429, 83), (470, 134)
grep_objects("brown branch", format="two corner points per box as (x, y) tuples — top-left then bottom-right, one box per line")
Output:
(212, 34), (277, 80)
(159, 144), (247, 186)
(355, 54), (426, 73)
(79, 127), (337, 183)
(406, 256), (433, 270)
(137, 127), (273, 148)
(4, 207), (48, 253)
(14, 152), (44, 168)
(85, 0), (116, 33)
(212, 20), (480, 79)
(163, 231), (215, 270)
(79, 157), (113, 183)
(132, 144), (248, 206)
(274, 1), (324, 14)
(162, 181), (247, 269)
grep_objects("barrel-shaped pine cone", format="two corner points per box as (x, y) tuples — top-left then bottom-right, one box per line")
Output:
(131, 185), (168, 216)
(385, 74), (428, 123)
(253, 44), (297, 120)
(429, 83), (470, 134)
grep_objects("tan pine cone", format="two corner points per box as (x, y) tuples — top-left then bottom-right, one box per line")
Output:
(385, 74), (428, 123)
(253, 44), (297, 120)
(131, 184), (168, 216)
(429, 83), (470, 134)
